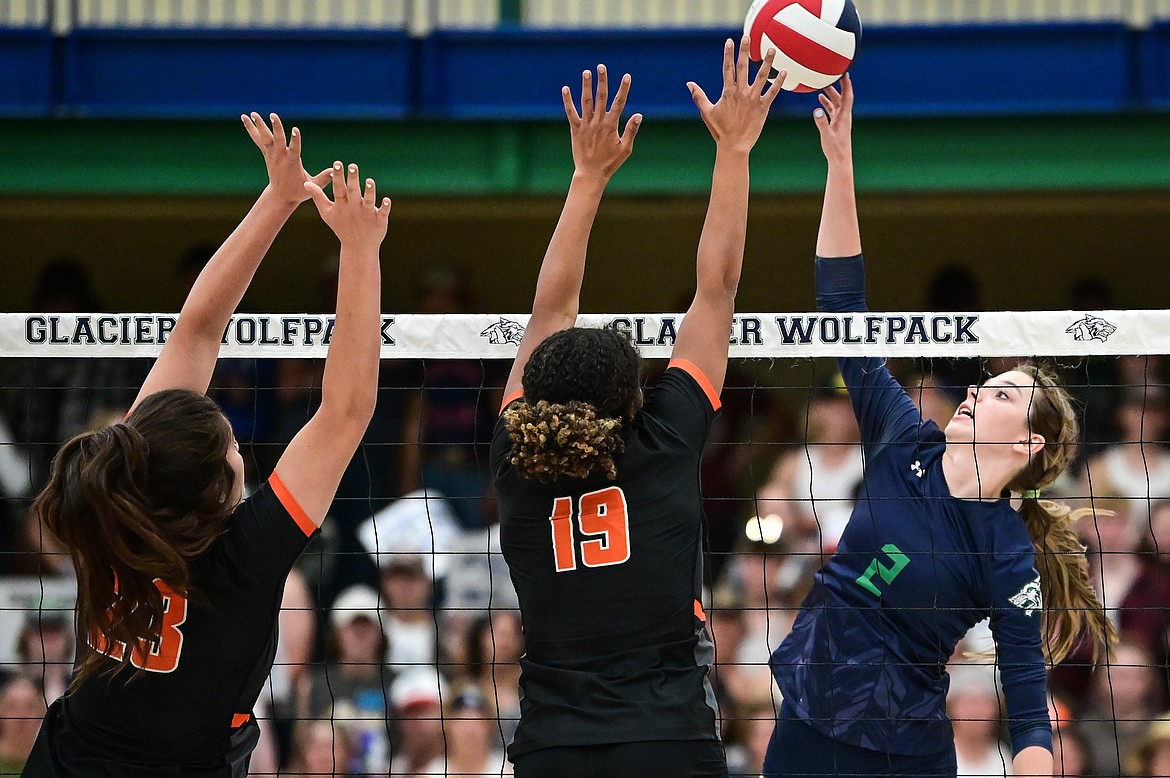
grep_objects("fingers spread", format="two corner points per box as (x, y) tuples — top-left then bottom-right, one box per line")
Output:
(331, 162), (346, 199)
(737, 35), (750, 88)
(270, 113), (287, 149)
(610, 73), (632, 119)
(722, 38), (735, 90)
(688, 82), (713, 114)
(596, 64), (609, 115)
(288, 126), (302, 158)
(581, 70), (594, 119)
(346, 164), (361, 199)
(304, 181), (330, 210)
(753, 49), (777, 93)
(251, 112), (275, 146)
(241, 114), (263, 146)
(620, 113), (642, 150)
(562, 86), (581, 125)
(363, 178), (376, 207)
(765, 69), (788, 105)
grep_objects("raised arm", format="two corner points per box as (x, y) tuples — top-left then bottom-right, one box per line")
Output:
(273, 163), (390, 526)
(669, 37), (780, 395)
(502, 66), (642, 405)
(131, 114), (330, 412)
(811, 76), (919, 447)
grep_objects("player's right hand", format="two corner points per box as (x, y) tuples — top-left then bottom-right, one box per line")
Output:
(688, 37), (783, 154)
(563, 65), (642, 182)
(243, 111), (331, 206)
(813, 74), (854, 165)
(305, 162), (392, 250)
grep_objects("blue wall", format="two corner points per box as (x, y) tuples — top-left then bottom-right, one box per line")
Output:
(3, 23), (1166, 119)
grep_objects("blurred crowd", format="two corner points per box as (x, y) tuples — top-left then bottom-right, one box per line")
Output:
(0, 260), (1168, 776)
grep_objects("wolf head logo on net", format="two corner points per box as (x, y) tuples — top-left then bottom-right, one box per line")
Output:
(1065, 315), (1117, 343)
(1009, 575), (1043, 617)
(481, 318), (525, 346)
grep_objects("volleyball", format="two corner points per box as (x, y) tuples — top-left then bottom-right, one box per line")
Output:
(744, 0), (862, 92)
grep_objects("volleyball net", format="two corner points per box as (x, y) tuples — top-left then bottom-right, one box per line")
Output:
(1, 309), (1168, 777)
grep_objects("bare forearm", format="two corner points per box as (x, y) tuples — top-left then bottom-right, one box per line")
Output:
(320, 243), (381, 422)
(530, 172), (607, 321)
(178, 188), (296, 336)
(1012, 746), (1053, 777)
(696, 148), (750, 294)
(816, 153), (861, 258)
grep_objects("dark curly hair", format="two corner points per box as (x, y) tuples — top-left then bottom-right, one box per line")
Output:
(504, 327), (642, 483)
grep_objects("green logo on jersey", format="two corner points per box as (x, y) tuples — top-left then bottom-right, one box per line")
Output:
(855, 544), (910, 597)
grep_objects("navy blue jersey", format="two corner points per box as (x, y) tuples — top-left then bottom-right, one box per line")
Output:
(25, 476), (317, 777)
(492, 363), (722, 759)
(769, 255), (1051, 758)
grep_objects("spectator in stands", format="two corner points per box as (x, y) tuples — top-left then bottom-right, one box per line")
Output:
(15, 614), (72, 706)
(0, 413), (33, 576)
(399, 264), (504, 530)
(1079, 639), (1166, 777)
(462, 610), (523, 749)
(719, 530), (810, 711)
(1126, 715), (1170, 777)
(422, 684), (510, 777)
(283, 717), (355, 777)
(725, 700), (778, 778)
(301, 584), (394, 774)
(918, 263), (985, 402)
(379, 556), (438, 674)
(753, 377), (862, 554)
(947, 663), (1011, 777)
(1083, 385), (1170, 522)
(1144, 499), (1170, 567)
(1052, 496), (1170, 706)
(388, 668), (448, 777)
(0, 675), (46, 775)
(5, 258), (143, 486)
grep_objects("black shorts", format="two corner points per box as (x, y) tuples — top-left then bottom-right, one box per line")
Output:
(513, 739), (728, 778)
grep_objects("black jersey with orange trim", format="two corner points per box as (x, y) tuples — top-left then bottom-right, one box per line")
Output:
(492, 362), (722, 759)
(23, 475), (317, 777)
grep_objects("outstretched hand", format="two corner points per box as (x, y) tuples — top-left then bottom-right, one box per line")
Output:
(562, 65), (642, 181)
(305, 162), (392, 250)
(242, 112), (331, 206)
(688, 37), (783, 154)
(813, 74), (854, 164)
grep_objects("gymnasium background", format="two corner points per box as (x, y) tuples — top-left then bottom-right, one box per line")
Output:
(3, 1), (1170, 776)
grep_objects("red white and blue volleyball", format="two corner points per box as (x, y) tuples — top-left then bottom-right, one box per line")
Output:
(744, 0), (862, 93)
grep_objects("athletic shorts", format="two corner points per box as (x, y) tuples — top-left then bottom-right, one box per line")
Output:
(513, 739), (728, 778)
(763, 701), (957, 778)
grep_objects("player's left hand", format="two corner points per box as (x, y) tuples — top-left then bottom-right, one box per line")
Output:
(688, 36), (783, 154)
(242, 112), (332, 206)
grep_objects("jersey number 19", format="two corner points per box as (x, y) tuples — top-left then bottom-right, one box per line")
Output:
(549, 486), (631, 572)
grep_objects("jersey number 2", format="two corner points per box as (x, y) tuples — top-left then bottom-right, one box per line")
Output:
(90, 578), (188, 673)
(549, 486), (631, 572)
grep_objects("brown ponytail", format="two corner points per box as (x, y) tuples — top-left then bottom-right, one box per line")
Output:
(1009, 364), (1117, 665)
(504, 400), (625, 483)
(33, 389), (238, 688)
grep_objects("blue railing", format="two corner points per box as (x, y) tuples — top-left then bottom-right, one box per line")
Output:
(4, 1), (1170, 118)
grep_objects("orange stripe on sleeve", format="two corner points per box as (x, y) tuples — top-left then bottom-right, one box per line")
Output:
(694, 599), (707, 622)
(231, 713), (251, 729)
(669, 359), (722, 412)
(500, 390), (524, 415)
(269, 472), (317, 538)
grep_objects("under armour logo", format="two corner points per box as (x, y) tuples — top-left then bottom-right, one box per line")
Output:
(910, 461), (923, 478)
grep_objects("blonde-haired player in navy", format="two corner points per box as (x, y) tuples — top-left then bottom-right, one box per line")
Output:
(492, 39), (783, 777)
(23, 117), (390, 777)
(764, 76), (1114, 778)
